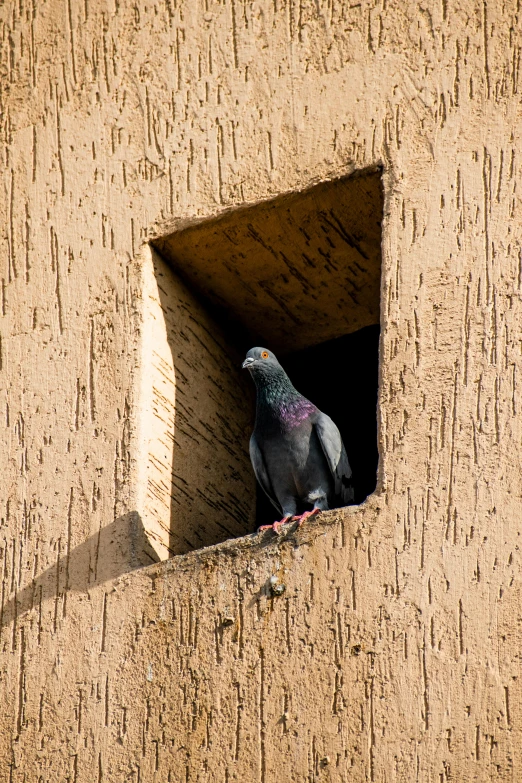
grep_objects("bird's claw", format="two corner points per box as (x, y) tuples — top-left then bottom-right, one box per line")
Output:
(258, 517), (293, 535)
(294, 508), (321, 527)
(258, 509), (321, 535)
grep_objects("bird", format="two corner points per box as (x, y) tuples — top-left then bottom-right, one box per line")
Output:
(242, 346), (354, 534)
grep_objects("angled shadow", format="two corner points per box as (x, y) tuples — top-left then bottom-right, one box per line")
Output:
(1, 513), (159, 627)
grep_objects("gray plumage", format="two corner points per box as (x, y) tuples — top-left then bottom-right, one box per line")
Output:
(242, 347), (354, 530)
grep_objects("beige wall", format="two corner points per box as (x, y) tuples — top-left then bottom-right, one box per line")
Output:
(1, 0), (521, 780)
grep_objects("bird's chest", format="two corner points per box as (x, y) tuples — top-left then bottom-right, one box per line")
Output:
(258, 418), (314, 470)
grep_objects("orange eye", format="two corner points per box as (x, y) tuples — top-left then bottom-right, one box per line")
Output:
(261, 351), (269, 359)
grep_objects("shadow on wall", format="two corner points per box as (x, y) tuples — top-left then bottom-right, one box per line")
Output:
(0, 513), (158, 626)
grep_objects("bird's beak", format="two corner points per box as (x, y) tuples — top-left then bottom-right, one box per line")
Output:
(242, 357), (255, 369)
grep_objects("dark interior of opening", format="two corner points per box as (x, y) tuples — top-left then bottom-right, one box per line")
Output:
(152, 166), (383, 547)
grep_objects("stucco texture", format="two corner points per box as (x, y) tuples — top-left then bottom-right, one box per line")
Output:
(1, 0), (521, 780)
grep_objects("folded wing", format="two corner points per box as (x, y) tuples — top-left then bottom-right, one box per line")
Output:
(249, 434), (282, 514)
(314, 412), (354, 505)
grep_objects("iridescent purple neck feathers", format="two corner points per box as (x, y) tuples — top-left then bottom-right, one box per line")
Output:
(275, 397), (317, 429)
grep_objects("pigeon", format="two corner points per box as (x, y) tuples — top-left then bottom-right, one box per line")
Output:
(242, 347), (354, 534)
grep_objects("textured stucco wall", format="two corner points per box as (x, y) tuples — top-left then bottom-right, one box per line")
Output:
(1, 0), (522, 780)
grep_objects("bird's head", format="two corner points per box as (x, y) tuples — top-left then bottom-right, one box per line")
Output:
(242, 347), (282, 376)
(242, 347), (301, 401)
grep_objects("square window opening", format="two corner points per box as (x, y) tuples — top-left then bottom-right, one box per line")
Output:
(141, 167), (383, 558)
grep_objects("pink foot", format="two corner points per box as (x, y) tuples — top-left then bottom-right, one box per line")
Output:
(258, 516), (293, 535)
(294, 508), (321, 527)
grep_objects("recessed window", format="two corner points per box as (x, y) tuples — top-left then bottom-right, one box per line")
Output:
(139, 168), (383, 558)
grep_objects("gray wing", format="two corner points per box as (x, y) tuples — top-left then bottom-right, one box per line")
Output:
(314, 412), (354, 505)
(249, 434), (282, 514)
